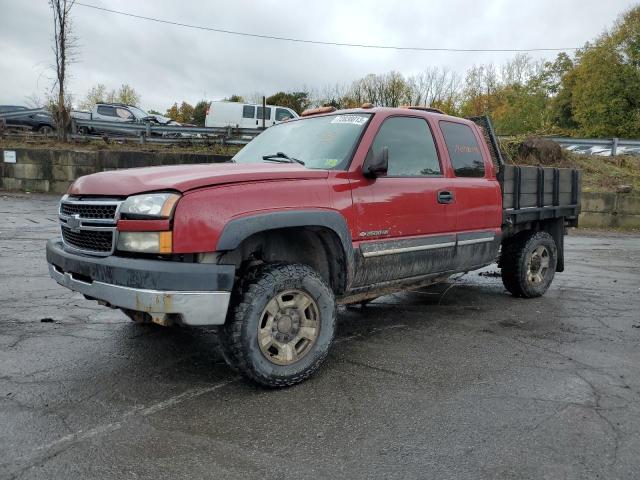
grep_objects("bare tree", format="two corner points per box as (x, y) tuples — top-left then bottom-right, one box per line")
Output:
(406, 67), (461, 109)
(49, 0), (75, 141)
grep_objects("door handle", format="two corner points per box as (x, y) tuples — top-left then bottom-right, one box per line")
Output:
(437, 190), (454, 204)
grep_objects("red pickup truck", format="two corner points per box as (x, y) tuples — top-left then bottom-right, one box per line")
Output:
(46, 107), (581, 387)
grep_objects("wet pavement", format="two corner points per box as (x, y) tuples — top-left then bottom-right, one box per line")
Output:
(1, 192), (639, 480)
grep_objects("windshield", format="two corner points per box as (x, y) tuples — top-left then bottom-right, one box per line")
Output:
(232, 113), (371, 170)
(128, 106), (149, 119)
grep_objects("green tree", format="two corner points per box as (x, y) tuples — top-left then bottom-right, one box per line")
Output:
(570, 6), (640, 137)
(177, 101), (194, 124)
(266, 91), (311, 114)
(192, 100), (210, 126)
(224, 94), (245, 102)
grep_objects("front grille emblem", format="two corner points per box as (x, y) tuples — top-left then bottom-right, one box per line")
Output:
(66, 214), (82, 232)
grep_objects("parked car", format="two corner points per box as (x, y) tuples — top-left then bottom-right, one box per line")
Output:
(589, 146), (612, 156)
(0, 105), (55, 134)
(72, 103), (154, 135)
(46, 107), (581, 387)
(205, 101), (298, 129)
(147, 114), (178, 126)
(617, 146), (640, 156)
(565, 144), (593, 155)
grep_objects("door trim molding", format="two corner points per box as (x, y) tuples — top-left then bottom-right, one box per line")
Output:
(359, 231), (497, 258)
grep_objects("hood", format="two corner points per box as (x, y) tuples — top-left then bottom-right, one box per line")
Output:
(68, 162), (330, 196)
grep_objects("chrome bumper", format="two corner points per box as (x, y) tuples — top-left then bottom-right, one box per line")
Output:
(48, 263), (230, 326)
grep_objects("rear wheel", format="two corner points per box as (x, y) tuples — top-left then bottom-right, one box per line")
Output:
(219, 263), (336, 387)
(501, 231), (557, 298)
(38, 125), (53, 135)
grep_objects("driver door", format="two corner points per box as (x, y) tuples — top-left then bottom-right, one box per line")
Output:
(350, 115), (457, 286)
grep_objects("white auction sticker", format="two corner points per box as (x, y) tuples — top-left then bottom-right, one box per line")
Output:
(330, 115), (369, 126)
(3, 150), (16, 163)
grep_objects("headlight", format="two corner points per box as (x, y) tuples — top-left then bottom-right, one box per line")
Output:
(117, 231), (172, 254)
(120, 193), (180, 219)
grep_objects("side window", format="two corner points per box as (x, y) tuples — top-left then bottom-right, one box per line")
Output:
(439, 121), (485, 178)
(115, 107), (133, 120)
(242, 105), (255, 119)
(96, 106), (115, 117)
(256, 106), (272, 121)
(371, 117), (441, 176)
(275, 108), (293, 121)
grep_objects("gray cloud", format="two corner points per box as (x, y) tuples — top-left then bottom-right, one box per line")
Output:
(0, 0), (635, 111)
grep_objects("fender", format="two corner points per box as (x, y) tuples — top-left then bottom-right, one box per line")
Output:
(217, 209), (355, 287)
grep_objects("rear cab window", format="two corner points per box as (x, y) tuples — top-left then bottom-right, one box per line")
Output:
(439, 121), (486, 177)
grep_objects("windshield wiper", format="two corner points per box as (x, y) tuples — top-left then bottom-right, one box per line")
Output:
(262, 152), (305, 166)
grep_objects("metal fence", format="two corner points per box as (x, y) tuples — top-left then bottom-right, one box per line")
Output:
(546, 136), (640, 157)
(69, 118), (262, 145)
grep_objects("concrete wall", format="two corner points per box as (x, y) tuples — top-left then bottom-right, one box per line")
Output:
(579, 192), (640, 229)
(0, 147), (231, 194)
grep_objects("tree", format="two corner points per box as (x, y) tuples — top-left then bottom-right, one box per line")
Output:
(569, 6), (640, 137)
(224, 94), (245, 103)
(116, 84), (140, 106)
(192, 100), (210, 126)
(79, 84), (107, 110)
(79, 83), (140, 110)
(178, 102), (194, 124)
(165, 103), (179, 121)
(165, 102), (195, 123)
(265, 91), (311, 114)
(49, 0), (75, 141)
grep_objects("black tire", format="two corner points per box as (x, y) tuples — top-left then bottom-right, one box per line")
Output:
(38, 125), (53, 135)
(501, 231), (557, 298)
(78, 126), (90, 135)
(219, 263), (336, 387)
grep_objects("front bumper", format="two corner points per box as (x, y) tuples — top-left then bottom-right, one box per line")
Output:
(46, 239), (234, 326)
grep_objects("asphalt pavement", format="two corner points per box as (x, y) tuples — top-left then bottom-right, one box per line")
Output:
(1, 192), (639, 480)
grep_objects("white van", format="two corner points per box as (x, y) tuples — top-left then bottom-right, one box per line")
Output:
(205, 101), (298, 129)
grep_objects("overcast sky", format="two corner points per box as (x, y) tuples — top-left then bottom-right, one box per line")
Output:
(0, 0), (636, 111)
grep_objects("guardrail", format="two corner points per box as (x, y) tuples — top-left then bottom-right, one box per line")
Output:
(546, 136), (640, 156)
(0, 109), (262, 145)
(0, 108), (50, 120)
(70, 118), (262, 145)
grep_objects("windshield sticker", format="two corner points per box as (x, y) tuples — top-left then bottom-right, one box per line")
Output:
(330, 115), (369, 126)
(324, 159), (339, 168)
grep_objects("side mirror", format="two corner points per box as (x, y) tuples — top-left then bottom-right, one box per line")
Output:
(363, 146), (388, 178)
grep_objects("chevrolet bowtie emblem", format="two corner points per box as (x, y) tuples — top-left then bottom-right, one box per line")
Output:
(66, 214), (82, 232)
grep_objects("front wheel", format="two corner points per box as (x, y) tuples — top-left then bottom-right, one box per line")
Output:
(501, 231), (558, 298)
(219, 263), (336, 387)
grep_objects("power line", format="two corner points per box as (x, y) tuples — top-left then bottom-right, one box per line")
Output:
(74, 2), (579, 53)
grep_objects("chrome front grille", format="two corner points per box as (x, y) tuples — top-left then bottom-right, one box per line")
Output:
(58, 196), (123, 256)
(60, 202), (118, 219)
(61, 225), (114, 252)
